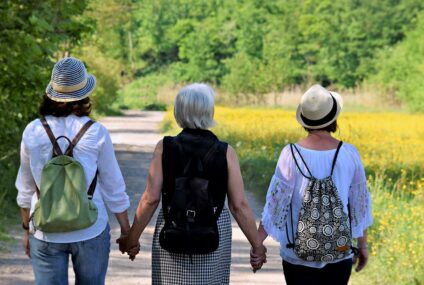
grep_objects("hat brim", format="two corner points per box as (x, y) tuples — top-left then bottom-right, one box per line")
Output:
(296, 91), (343, 129)
(46, 74), (96, 102)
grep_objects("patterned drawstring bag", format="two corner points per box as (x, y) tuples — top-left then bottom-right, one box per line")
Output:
(286, 142), (357, 262)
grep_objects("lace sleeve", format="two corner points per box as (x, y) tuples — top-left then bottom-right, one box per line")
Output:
(347, 145), (373, 238)
(261, 175), (294, 242)
(349, 181), (372, 238)
(261, 145), (295, 242)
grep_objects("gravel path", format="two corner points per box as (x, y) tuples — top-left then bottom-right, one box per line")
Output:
(0, 111), (284, 284)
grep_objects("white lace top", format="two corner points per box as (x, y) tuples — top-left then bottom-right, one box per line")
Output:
(261, 143), (372, 268)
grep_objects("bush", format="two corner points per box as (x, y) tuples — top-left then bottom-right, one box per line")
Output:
(115, 71), (173, 110)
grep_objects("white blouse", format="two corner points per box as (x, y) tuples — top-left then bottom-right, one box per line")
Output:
(16, 115), (130, 243)
(261, 143), (372, 268)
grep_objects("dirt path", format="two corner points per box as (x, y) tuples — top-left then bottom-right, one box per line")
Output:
(0, 111), (284, 284)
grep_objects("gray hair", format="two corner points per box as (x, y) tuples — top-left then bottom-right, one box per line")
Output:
(174, 83), (215, 129)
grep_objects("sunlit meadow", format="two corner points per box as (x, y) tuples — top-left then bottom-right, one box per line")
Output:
(162, 107), (424, 285)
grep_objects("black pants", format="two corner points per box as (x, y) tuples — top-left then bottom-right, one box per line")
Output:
(283, 258), (353, 285)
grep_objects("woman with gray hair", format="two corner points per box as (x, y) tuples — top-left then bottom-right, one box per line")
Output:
(118, 83), (266, 284)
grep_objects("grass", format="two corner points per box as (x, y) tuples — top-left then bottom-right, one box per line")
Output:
(350, 179), (424, 284)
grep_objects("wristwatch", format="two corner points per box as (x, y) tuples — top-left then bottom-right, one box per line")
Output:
(22, 222), (30, 231)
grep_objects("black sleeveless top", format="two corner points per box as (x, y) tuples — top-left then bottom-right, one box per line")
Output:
(162, 128), (228, 217)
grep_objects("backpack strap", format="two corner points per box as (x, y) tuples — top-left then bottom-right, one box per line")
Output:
(330, 141), (343, 176)
(347, 202), (359, 255)
(87, 170), (98, 200)
(176, 138), (219, 176)
(290, 144), (313, 179)
(67, 120), (97, 200)
(64, 120), (95, 156)
(40, 117), (63, 156)
(285, 202), (295, 249)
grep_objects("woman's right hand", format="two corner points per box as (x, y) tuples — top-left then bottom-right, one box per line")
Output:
(250, 244), (267, 272)
(116, 234), (140, 261)
(353, 247), (368, 272)
(23, 231), (30, 258)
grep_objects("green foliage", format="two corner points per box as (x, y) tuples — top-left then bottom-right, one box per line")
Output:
(222, 52), (269, 98)
(115, 70), (173, 110)
(371, 10), (424, 112)
(121, 0), (424, 110)
(143, 103), (167, 111)
(74, 45), (123, 114)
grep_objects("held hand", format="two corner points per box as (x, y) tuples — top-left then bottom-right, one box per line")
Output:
(116, 233), (129, 254)
(352, 247), (368, 272)
(250, 244), (267, 273)
(127, 244), (141, 261)
(116, 233), (140, 261)
(23, 231), (30, 258)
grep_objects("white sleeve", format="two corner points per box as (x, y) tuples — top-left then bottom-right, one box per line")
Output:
(261, 146), (296, 242)
(15, 139), (36, 208)
(347, 146), (373, 238)
(97, 127), (130, 213)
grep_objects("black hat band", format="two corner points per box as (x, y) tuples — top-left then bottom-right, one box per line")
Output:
(300, 95), (338, 126)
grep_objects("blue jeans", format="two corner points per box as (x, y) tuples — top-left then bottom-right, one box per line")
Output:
(29, 224), (111, 285)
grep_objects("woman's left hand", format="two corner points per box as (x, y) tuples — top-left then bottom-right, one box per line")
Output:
(353, 247), (368, 272)
(250, 245), (267, 272)
(116, 233), (129, 254)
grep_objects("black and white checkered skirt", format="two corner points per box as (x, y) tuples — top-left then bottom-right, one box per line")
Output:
(152, 207), (232, 285)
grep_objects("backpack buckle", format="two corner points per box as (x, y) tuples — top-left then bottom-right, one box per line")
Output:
(186, 210), (196, 218)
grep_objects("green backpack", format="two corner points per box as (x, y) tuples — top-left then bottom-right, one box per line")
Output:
(31, 118), (98, 233)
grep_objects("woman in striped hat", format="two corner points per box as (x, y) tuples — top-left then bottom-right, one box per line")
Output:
(16, 57), (133, 285)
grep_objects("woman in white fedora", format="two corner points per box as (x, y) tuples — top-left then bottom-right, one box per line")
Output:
(16, 57), (133, 285)
(257, 85), (372, 284)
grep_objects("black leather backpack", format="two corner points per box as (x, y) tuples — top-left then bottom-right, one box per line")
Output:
(159, 141), (221, 255)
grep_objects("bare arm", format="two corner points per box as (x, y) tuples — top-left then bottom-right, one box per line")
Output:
(354, 230), (368, 272)
(114, 211), (130, 234)
(226, 145), (263, 251)
(125, 140), (163, 249)
(20, 207), (30, 227)
(20, 208), (30, 257)
(257, 223), (269, 243)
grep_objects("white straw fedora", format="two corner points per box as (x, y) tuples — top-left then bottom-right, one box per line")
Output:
(296, 84), (343, 129)
(45, 57), (96, 102)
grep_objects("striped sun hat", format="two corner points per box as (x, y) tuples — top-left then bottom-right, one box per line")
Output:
(45, 57), (96, 102)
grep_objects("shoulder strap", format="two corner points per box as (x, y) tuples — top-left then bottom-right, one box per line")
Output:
(176, 138), (219, 176)
(64, 120), (95, 156)
(330, 141), (343, 176)
(202, 141), (220, 165)
(87, 170), (98, 200)
(290, 144), (313, 179)
(70, 120), (97, 199)
(40, 117), (63, 156)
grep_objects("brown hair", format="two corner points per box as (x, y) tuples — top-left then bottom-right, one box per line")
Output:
(304, 120), (338, 133)
(38, 94), (92, 117)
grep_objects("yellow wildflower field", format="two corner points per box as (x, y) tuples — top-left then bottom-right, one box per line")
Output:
(164, 107), (423, 195)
